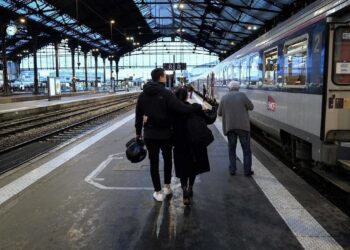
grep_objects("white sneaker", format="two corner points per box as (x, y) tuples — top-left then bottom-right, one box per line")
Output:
(163, 185), (173, 195)
(153, 192), (164, 202)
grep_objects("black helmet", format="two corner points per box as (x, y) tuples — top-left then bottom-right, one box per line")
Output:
(125, 138), (147, 163)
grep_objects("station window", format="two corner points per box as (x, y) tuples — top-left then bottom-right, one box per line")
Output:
(232, 61), (240, 82)
(218, 69), (223, 85)
(333, 27), (350, 85)
(227, 65), (233, 83)
(221, 68), (226, 86)
(249, 54), (260, 86)
(240, 59), (249, 86)
(283, 37), (308, 86)
(263, 48), (278, 85)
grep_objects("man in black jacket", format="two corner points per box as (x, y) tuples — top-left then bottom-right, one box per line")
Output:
(135, 68), (202, 202)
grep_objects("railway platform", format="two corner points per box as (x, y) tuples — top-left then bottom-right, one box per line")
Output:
(0, 90), (112, 104)
(0, 97), (349, 250)
(0, 90), (140, 121)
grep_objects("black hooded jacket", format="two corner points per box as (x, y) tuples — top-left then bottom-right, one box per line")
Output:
(135, 81), (201, 140)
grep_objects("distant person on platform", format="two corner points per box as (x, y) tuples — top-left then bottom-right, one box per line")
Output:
(203, 85), (207, 101)
(218, 81), (254, 176)
(187, 84), (194, 99)
(135, 68), (202, 202)
(111, 70), (116, 88)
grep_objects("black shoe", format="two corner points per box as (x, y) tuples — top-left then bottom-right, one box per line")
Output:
(183, 197), (191, 206)
(230, 171), (236, 176)
(244, 170), (254, 176)
(183, 189), (191, 205)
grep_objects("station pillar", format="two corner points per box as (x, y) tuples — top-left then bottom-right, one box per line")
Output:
(83, 52), (88, 90)
(108, 56), (113, 89)
(32, 32), (39, 95)
(114, 56), (120, 91)
(68, 40), (77, 92)
(0, 23), (10, 96)
(16, 58), (21, 79)
(81, 45), (90, 91)
(94, 55), (98, 88)
(101, 55), (107, 84)
(54, 40), (60, 78)
(92, 49), (99, 88)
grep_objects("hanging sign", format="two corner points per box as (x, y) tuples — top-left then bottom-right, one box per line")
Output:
(163, 63), (186, 70)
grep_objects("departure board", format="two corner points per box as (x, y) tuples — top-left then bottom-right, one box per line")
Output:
(163, 63), (186, 70)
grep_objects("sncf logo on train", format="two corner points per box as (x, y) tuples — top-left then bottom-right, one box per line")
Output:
(267, 96), (276, 112)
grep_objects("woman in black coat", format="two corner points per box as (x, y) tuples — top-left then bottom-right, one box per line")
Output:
(173, 88), (216, 205)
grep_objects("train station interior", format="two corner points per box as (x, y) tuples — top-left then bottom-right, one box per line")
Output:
(0, 0), (350, 249)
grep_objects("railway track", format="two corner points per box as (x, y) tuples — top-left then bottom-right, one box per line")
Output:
(0, 93), (138, 174)
(250, 124), (350, 217)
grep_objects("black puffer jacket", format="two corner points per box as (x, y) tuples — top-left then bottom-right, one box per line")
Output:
(135, 82), (202, 140)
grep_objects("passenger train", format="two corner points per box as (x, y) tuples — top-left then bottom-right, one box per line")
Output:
(191, 0), (350, 167)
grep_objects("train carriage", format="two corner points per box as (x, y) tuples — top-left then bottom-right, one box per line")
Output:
(191, 0), (350, 166)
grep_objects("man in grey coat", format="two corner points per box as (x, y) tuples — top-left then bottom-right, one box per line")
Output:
(218, 81), (254, 176)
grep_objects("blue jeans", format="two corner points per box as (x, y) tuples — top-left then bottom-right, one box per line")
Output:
(227, 130), (252, 174)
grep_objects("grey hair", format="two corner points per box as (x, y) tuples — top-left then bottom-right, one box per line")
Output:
(228, 81), (240, 90)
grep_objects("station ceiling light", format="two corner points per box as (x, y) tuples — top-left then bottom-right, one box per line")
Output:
(110, 20), (115, 24)
(19, 17), (26, 24)
(179, 3), (185, 9)
(230, 41), (235, 45)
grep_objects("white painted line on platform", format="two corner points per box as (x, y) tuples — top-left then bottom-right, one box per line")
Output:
(193, 94), (343, 250)
(84, 153), (153, 190)
(0, 113), (135, 206)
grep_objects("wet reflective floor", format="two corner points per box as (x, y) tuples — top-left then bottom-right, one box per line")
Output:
(0, 110), (348, 250)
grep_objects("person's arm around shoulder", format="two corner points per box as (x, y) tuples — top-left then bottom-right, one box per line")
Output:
(166, 91), (202, 113)
(243, 93), (254, 111)
(135, 93), (144, 138)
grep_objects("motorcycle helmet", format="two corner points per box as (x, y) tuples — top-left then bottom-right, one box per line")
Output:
(125, 138), (147, 163)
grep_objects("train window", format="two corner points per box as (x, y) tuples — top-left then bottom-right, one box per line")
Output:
(263, 48), (278, 85)
(333, 26), (350, 85)
(240, 59), (249, 87)
(249, 54), (261, 86)
(284, 37), (308, 86)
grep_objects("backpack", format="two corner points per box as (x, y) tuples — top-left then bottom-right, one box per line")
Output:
(187, 113), (214, 147)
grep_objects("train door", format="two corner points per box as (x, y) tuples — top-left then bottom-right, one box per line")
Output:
(324, 15), (350, 143)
